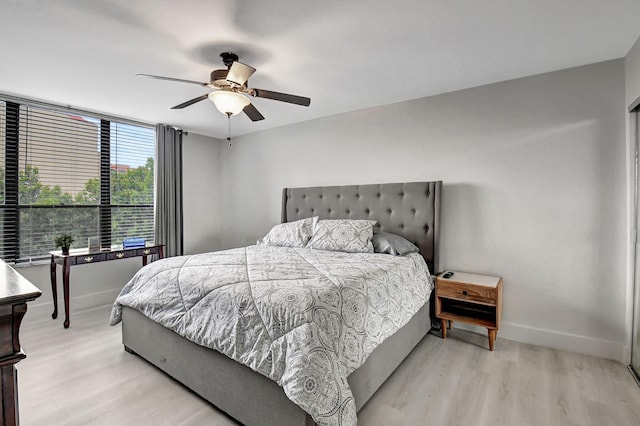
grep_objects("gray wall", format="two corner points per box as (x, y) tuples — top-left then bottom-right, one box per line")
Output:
(182, 132), (223, 255)
(625, 35), (640, 362)
(626, 35), (640, 107)
(218, 60), (627, 361)
(19, 58), (631, 361)
(20, 131), (223, 322)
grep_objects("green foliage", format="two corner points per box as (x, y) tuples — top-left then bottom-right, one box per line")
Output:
(54, 233), (74, 249)
(111, 157), (154, 204)
(75, 177), (99, 204)
(1, 159), (153, 206)
(1, 158), (154, 258)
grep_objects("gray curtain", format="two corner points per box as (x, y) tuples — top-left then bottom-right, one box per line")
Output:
(155, 124), (183, 257)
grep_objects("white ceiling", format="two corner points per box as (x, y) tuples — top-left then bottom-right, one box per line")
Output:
(1, 0), (639, 139)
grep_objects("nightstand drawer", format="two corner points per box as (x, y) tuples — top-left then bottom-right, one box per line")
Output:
(437, 280), (496, 305)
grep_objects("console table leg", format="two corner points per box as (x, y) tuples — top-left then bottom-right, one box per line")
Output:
(50, 256), (58, 320)
(63, 259), (71, 329)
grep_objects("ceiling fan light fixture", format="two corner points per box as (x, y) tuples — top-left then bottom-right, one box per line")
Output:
(140, 51), (309, 123)
(208, 91), (250, 116)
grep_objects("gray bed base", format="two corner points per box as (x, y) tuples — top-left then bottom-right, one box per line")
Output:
(122, 301), (431, 426)
(122, 181), (442, 425)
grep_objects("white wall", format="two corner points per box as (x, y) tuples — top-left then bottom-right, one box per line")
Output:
(182, 132), (223, 254)
(218, 60), (627, 361)
(20, 131), (222, 323)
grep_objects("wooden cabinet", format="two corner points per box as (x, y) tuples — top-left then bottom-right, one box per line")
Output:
(435, 271), (503, 351)
(0, 260), (41, 425)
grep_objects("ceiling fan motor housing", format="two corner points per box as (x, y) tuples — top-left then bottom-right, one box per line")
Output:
(220, 52), (239, 68)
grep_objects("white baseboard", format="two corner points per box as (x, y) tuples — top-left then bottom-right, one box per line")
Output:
(452, 321), (629, 364)
(25, 288), (121, 322)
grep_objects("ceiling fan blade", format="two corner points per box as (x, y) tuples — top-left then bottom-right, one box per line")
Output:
(171, 94), (210, 109)
(251, 89), (311, 106)
(136, 74), (209, 87)
(243, 103), (265, 121)
(226, 61), (256, 87)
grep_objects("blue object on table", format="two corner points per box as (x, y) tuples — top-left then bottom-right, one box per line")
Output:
(123, 237), (146, 249)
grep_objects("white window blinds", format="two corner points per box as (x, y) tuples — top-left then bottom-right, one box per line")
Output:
(0, 97), (155, 263)
(110, 122), (155, 247)
(17, 105), (101, 261)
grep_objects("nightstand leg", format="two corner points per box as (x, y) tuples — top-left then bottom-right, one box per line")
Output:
(441, 319), (447, 339)
(448, 320), (453, 330)
(488, 329), (497, 351)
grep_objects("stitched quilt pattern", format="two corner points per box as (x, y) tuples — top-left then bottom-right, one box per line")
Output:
(110, 245), (432, 426)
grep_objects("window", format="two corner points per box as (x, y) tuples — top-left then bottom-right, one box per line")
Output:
(0, 101), (4, 204)
(0, 98), (155, 263)
(110, 122), (155, 247)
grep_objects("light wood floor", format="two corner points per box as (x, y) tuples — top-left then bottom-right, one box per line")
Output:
(17, 305), (640, 426)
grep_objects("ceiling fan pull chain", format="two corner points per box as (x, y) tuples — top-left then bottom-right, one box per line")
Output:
(227, 112), (232, 146)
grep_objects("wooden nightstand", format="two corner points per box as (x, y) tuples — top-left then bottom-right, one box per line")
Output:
(435, 271), (503, 351)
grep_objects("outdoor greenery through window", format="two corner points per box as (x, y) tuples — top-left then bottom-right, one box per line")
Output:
(0, 97), (155, 263)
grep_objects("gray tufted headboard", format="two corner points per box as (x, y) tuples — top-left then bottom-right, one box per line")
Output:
(282, 181), (442, 274)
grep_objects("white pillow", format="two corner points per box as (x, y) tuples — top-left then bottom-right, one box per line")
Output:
(258, 217), (318, 248)
(306, 219), (377, 253)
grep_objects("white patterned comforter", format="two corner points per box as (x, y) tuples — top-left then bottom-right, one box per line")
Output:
(110, 245), (433, 426)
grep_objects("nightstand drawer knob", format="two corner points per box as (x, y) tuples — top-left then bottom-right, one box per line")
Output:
(462, 290), (468, 295)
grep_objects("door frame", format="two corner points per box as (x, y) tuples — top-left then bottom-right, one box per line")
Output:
(629, 99), (640, 383)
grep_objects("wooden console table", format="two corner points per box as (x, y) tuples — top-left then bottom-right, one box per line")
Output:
(0, 259), (42, 426)
(50, 244), (164, 329)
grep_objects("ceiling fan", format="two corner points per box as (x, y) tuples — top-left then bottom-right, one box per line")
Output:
(137, 52), (311, 122)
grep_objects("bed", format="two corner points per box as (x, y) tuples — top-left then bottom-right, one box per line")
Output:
(112, 181), (442, 426)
